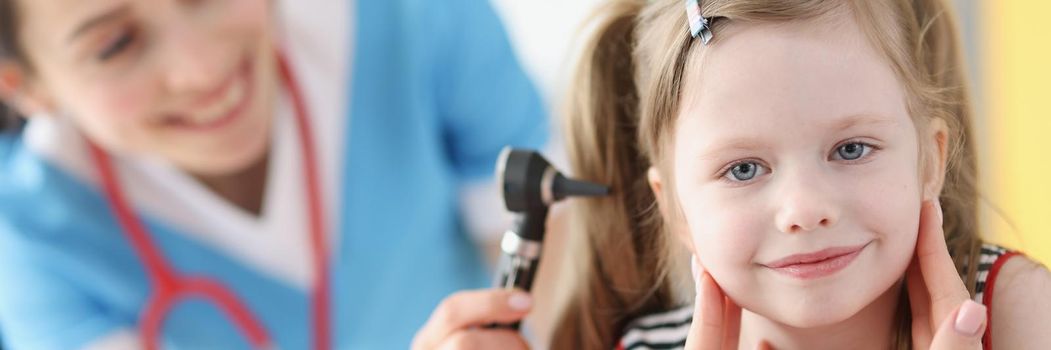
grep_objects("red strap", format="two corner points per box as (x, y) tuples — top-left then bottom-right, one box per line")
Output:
(87, 143), (178, 291)
(278, 51), (332, 350)
(90, 144), (272, 349)
(89, 51), (329, 349)
(981, 251), (1021, 350)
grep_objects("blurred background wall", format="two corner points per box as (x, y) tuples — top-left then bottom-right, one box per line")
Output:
(980, 1), (1051, 268)
(491, 0), (1051, 268)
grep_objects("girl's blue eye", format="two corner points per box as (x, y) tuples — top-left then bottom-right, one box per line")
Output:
(835, 142), (871, 161)
(724, 161), (766, 182)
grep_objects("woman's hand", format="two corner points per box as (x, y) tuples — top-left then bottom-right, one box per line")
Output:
(411, 289), (532, 350)
(906, 200), (987, 349)
(685, 258), (771, 350)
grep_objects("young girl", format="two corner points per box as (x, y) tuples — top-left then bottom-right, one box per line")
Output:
(0, 0), (547, 348)
(412, 0), (1051, 349)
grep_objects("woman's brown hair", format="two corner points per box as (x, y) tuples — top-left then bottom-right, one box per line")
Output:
(550, 0), (982, 349)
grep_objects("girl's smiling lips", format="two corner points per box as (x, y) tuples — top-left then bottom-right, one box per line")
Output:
(762, 242), (870, 279)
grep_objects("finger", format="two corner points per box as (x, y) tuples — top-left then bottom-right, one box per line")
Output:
(413, 290), (532, 350)
(929, 300), (986, 350)
(685, 271), (727, 350)
(916, 200), (970, 325)
(692, 255), (705, 280)
(906, 255), (934, 348)
(722, 296), (742, 350)
(436, 329), (530, 350)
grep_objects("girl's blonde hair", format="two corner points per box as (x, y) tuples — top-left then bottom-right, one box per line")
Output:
(551, 0), (982, 348)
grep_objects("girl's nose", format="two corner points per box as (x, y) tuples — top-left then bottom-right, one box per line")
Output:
(774, 175), (839, 234)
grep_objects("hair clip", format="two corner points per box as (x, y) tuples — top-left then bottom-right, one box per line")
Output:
(685, 0), (713, 45)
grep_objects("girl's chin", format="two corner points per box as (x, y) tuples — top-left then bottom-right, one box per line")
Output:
(779, 308), (857, 329)
(747, 295), (869, 329)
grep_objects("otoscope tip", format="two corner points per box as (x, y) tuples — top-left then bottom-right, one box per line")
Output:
(552, 174), (610, 200)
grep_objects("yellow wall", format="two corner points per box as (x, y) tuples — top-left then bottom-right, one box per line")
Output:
(982, 1), (1051, 266)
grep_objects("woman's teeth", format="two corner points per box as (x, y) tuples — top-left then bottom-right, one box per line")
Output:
(188, 77), (245, 125)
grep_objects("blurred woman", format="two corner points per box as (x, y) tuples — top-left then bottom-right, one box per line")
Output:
(0, 0), (548, 348)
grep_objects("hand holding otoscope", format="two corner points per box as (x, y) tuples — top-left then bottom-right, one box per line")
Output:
(490, 147), (609, 329)
(411, 148), (609, 349)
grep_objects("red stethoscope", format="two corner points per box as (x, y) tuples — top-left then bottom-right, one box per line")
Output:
(86, 52), (331, 350)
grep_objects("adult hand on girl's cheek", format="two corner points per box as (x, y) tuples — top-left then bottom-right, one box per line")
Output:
(685, 257), (773, 350)
(906, 200), (986, 349)
(411, 289), (532, 350)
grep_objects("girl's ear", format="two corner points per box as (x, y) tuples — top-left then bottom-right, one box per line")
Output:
(648, 167), (696, 254)
(0, 62), (55, 117)
(647, 167), (665, 210)
(923, 118), (950, 201)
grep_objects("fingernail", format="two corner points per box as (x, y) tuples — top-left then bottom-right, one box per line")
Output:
(691, 255), (705, 293)
(508, 292), (533, 311)
(691, 256), (699, 281)
(954, 300), (986, 337)
(934, 199), (944, 226)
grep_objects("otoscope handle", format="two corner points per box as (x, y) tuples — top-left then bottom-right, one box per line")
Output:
(492, 253), (538, 330)
(488, 212), (546, 330)
(495, 232), (542, 291)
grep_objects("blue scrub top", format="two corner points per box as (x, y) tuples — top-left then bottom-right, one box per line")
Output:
(0, 0), (549, 348)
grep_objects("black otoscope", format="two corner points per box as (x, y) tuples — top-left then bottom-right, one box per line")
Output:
(490, 147), (609, 330)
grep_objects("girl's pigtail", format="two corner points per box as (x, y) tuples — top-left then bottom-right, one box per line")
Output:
(550, 1), (681, 348)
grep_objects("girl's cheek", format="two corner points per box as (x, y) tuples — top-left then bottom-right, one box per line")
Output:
(682, 194), (764, 276)
(844, 149), (923, 238)
(854, 165), (923, 266)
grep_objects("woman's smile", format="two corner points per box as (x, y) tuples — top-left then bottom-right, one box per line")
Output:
(161, 54), (254, 133)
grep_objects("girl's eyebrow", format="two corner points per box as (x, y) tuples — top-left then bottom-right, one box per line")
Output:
(66, 5), (130, 44)
(697, 138), (766, 161)
(831, 114), (899, 131)
(696, 115), (897, 161)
